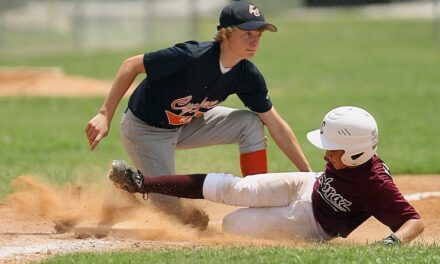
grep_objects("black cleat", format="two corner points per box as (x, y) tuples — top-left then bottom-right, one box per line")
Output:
(109, 160), (145, 193)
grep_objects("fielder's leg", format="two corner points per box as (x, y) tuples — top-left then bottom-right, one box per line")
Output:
(120, 109), (208, 229)
(177, 106), (267, 176)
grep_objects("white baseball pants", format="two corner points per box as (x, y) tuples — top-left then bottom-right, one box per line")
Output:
(203, 172), (332, 241)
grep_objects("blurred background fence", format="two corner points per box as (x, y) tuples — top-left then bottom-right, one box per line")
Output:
(0, 0), (227, 54)
(0, 0), (438, 55)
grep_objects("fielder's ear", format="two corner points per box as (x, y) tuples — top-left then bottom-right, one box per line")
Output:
(218, 28), (228, 40)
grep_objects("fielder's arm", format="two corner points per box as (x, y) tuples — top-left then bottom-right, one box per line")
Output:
(85, 54), (145, 150)
(257, 107), (312, 172)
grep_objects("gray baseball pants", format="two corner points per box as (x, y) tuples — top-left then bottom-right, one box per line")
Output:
(120, 106), (266, 209)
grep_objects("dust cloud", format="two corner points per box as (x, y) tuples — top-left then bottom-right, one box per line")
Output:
(5, 175), (306, 247)
(7, 175), (204, 239)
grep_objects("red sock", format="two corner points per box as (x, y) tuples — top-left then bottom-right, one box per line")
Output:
(143, 174), (207, 199)
(240, 149), (268, 176)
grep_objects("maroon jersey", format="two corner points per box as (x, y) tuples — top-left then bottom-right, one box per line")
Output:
(312, 155), (420, 238)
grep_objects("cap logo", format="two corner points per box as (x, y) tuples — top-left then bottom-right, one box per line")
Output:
(249, 4), (260, 17)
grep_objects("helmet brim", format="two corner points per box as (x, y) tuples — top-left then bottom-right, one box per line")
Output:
(306, 129), (341, 150)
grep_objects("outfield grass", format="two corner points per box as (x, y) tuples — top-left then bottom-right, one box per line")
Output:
(39, 244), (440, 264)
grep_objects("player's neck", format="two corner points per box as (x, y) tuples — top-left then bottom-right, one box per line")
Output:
(219, 43), (242, 68)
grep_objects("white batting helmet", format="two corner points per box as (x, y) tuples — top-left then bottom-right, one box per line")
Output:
(307, 106), (378, 166)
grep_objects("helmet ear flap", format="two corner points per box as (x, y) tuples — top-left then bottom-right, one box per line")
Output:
(341, 151), (365, 166)
(351, 152), (363, 161)
(341, 144), (378, 167)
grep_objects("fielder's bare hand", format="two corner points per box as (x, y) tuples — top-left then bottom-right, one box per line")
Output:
(86, 112), (110, 150)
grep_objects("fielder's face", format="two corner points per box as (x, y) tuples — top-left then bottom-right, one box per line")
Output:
(325, 150), (348, 170)
(226, 28), (263, 60)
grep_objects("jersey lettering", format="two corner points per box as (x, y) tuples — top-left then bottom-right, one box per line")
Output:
(317, 173), (352, 212)
(165, 95), (219, 126)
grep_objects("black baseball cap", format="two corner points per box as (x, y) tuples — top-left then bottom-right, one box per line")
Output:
(217, 1), (277, 32)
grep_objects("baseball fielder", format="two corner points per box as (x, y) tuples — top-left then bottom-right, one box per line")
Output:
(85, 1), (311, 228)
(109, 106), (425, 244)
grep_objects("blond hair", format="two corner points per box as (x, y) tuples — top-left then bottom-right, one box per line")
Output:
(213, 26), (236, 43)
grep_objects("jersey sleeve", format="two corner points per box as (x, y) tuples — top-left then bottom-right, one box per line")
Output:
(368, 173), (420, 232)
(236, 63), (272, 113)
(143, 42), (193, 82)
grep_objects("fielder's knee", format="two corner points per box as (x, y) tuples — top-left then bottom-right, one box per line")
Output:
(230, 110), (265, 153)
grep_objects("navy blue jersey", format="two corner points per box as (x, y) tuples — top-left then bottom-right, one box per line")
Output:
(128, 41), (272, 129)
(312, 155), (420, 238)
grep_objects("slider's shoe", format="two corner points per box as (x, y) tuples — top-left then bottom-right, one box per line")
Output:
(109, 160), (144, 193)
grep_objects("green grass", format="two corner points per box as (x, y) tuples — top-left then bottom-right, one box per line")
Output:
(0, 97), (121, 194)
(38, 245), (440, 263)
